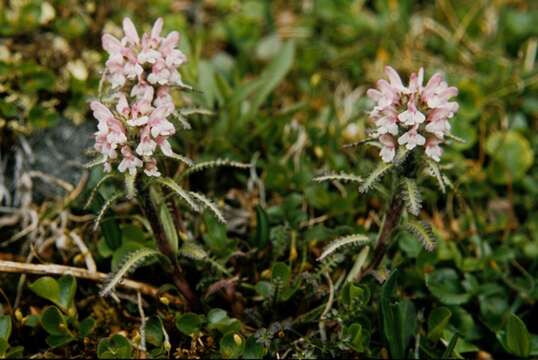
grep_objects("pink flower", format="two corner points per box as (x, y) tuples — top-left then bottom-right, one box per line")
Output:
(135, 126), (157, 156)
(144, 158), (161, 177)
(374, 109), (399, 135)
(398, 98), (425, 126)
(425, 137), (443, 162)
(398, 127), (426, 150)
(379, 134), (396, 163)
(118, 146), (143, 175)
(149, 106), (175, 137)
(122, 18), (140, 46)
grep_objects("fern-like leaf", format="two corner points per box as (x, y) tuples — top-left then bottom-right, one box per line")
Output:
(342, 137), (375, 149)
(425, 159), (446, 193)
(172, 111), (192, 130)
(180, 159), (251, 178)
(83, 156), (106, 168)
(178, 241), (207, 260)
(93, 192), (123, 231)
(155, 177), (200, 212)
(403, 220), (437, 252)
(359, 162), (393, 194)
(313, 173), (363, 183)
(166, 152), (193, 166)
(179, 108), (214, 116)
(393, 147), (410, 166)
(401, 178), (422, 216)
(100, 248), (160, 296)
(317, 234), (370, 261)
(446, 133), (466, 144)
(84, 174), (116, 209)
(189, 191), (226, 223)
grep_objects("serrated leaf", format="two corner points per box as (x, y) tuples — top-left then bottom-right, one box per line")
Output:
(100, 248), (160, 297)
(189, 191), (226, 223)
(84, 174), (116, 209)
(403, 220), (437, 252)
(179, 241), (208, 260)
(154, 177), (200, 212)
(425, 159), (446, 193)
(317, 234), (370, 261)
(359, 163), (393, 193)
(93, 192), (124, 231)
(180, 159), (251, 178)
(401, 178), (422, 216)
(83, 156), (106, 168)
(313, 173), (363, 183)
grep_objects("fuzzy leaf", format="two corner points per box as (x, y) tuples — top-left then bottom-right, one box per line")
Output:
(83, 156), (106, 169)
(317, 234), (370, 261)
(189, 191), (226, 223)
(93, 192), (123, 231)
(313, 173), (363, 183)
(155, 177), (200, 212)
(179, 241), (208, 260)
(124, 173), (136, 199)
(425, 159), (446, 194)
(180, 159), (251, 178)
(401, 178), (422, 216)
(84, 174), (115, 209)
(403, 220), (437, 252)
(359, 163), (393, 194)
(99, 248), (160, 297)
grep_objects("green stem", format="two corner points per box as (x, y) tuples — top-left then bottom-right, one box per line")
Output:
(136, 179), (199, 309)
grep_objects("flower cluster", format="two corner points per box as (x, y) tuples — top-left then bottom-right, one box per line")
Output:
(367, 66), (459, 163)
(91, 17), (188, 177)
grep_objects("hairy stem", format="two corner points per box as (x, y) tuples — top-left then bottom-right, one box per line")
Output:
(136, 180), (199, 309)
(358, 185), (404, 280)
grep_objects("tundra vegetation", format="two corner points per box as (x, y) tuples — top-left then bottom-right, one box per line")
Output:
(0, 1), (537, 358)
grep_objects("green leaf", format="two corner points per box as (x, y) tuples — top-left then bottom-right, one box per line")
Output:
(243, 336), (265, 359)
(154, 177), (200, 212)
(441, 333), (459, 359)
(250, 41), (295, 112)
(401, 178), (422, 216)
(219, 332), (245, 359)
(425, 269), (471, 305)
(40, 306), (71, 336)
(57, 275), (77, 311)
(486, 131), (534, 184)
(46, 334), (75, 348)
(340, 283), (370, 307)
(79, 317), (96, 338)
(149, 184), (179, 255)
(97, 334), (133, 359)
(145, 316), (164, 347)
(207, 309), (241, 334)
(317, 234), (370, 261)
(29, 277), (61, 310)
(254, 205), (270, 249)
(505, 313), (530, 357)
(271, 262), (291, 285)
(0, 315), (12, 341)
(359, 162), (393, 194)
(403, 220), (437, 252)
(5, 345), (24, 358)
(428, 307), (452, 342)
(179, 241), (207, 260)
(380, 270), (417, 359)
(344, 323), (367, 352)
(175, 313), (204, 336)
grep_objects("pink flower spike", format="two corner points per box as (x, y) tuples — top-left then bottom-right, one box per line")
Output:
(122, 17), (140, 45)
